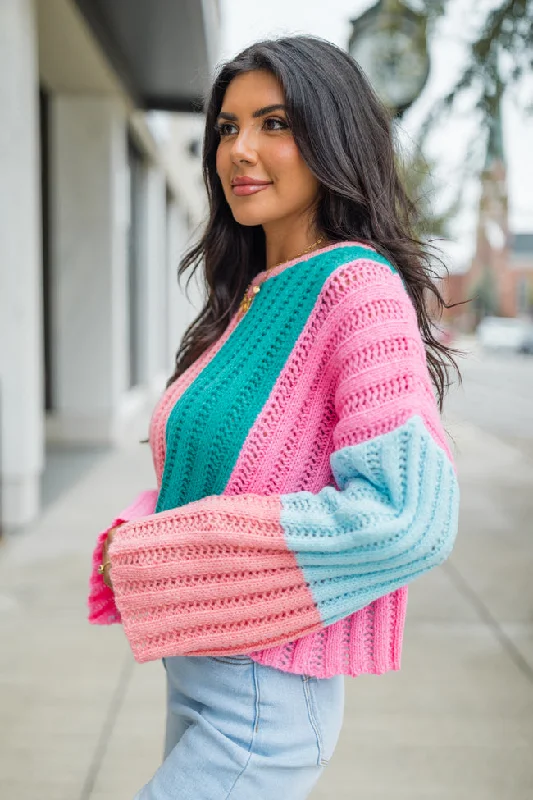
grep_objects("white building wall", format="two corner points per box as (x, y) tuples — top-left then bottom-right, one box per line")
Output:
(48, 95), (130, 443)
(165, 202), (205, 374)
(0, 0), (44, 527)
(0, 2), (213, 529)
(142, 165), (168, 392)
(152, 112), (208, 375)
(145, 110), (208, 380)
(158, 112), (208, 229)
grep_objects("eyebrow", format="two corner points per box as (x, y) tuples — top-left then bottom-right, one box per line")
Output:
(216, 104), (287, 121)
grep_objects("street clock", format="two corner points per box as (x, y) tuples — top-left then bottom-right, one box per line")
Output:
(348, 0), (430, 117)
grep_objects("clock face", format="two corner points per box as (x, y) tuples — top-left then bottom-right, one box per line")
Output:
(350, 16), (429, 112)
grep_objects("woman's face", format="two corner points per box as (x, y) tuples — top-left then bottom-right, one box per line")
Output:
(215, 70), (320, 228)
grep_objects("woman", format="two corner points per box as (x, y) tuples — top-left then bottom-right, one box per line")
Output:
(89, 35), (460, 799)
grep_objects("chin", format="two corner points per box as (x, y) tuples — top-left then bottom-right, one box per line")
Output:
(231, 212), (269, 227)
(229, 205), (279, 228)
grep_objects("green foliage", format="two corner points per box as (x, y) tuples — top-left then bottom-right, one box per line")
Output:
(471, 269), (499, 319)
(398, 148), (459, 238)
(418, 0), (533, 136)
(395, 1), (531, 231)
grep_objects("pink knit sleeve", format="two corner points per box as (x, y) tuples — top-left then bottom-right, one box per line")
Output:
(88, 490), (158, 624)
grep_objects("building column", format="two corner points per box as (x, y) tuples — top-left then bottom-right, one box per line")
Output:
(48, 95), (129, 443)
(0, 0), (43, 527)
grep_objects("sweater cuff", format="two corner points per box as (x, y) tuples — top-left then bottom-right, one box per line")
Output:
(87, 490), (158, 625)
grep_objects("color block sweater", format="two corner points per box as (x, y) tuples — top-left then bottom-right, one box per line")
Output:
(88, 241), (459, 678)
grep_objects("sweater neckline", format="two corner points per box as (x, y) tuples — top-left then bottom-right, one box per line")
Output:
(250, 240), (375, 288)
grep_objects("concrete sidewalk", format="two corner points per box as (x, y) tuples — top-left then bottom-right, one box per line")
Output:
(1, 415), (532, 799)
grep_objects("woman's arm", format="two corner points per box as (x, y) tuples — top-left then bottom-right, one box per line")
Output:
(108, 270), (459, 661)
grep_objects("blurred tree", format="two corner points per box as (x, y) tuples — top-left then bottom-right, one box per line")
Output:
(471, 267), (499, 323)
(399, 149), (458, 237)
(527, 281), (533, 315)
(397, 1), (531, 242)
(417, 0), (532, 141)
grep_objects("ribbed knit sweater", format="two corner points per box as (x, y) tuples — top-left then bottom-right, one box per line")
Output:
(88, 241), (459, 678)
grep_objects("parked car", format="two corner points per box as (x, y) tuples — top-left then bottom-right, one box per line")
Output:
(477, 316), (533, 353)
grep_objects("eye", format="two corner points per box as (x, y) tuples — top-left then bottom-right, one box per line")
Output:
(215, 121), (238, 137)
(263, 116), (289, 131)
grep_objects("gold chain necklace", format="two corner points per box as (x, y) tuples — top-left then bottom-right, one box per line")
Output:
(238, 236), (325, 317)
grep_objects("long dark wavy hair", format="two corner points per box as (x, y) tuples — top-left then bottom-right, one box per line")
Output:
(169, 35), (459, 409)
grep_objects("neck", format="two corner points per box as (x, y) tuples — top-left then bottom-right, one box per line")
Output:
(263, 217), (323, 270)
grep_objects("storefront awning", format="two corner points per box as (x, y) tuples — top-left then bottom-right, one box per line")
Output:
(74, 0), (219, 111)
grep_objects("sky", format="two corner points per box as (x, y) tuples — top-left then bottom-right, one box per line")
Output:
(219, 0), (533, 272)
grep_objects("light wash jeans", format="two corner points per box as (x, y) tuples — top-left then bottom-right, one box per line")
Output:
(135, 655), (345, 799)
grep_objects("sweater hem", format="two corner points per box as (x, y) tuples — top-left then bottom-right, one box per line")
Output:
(248, 650), (403, 679)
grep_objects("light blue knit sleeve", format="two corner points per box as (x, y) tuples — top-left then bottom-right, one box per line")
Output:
(280, 415), (459, 626)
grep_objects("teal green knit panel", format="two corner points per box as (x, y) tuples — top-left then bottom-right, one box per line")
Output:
(156, 246), (394, 513)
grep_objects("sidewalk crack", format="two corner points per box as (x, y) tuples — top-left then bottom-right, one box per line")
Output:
(444, 561), (533, 686)
(79, 654), (135, 800)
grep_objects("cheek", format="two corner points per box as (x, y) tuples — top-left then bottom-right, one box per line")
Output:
(267, 139), (302, 172)
(267, 141), (318, 198)
(215, 145), (234, 204)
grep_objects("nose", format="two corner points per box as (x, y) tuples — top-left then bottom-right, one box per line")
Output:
(230, 127), (258, 165)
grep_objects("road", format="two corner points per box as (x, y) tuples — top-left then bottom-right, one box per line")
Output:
(445, 340), (533, 459)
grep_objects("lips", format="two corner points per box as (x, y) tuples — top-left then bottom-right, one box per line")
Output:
(231, 176), (273, 197)
(232, 184), (271, 196)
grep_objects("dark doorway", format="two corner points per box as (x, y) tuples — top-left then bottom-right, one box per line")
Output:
(40, 87), (53, 411)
